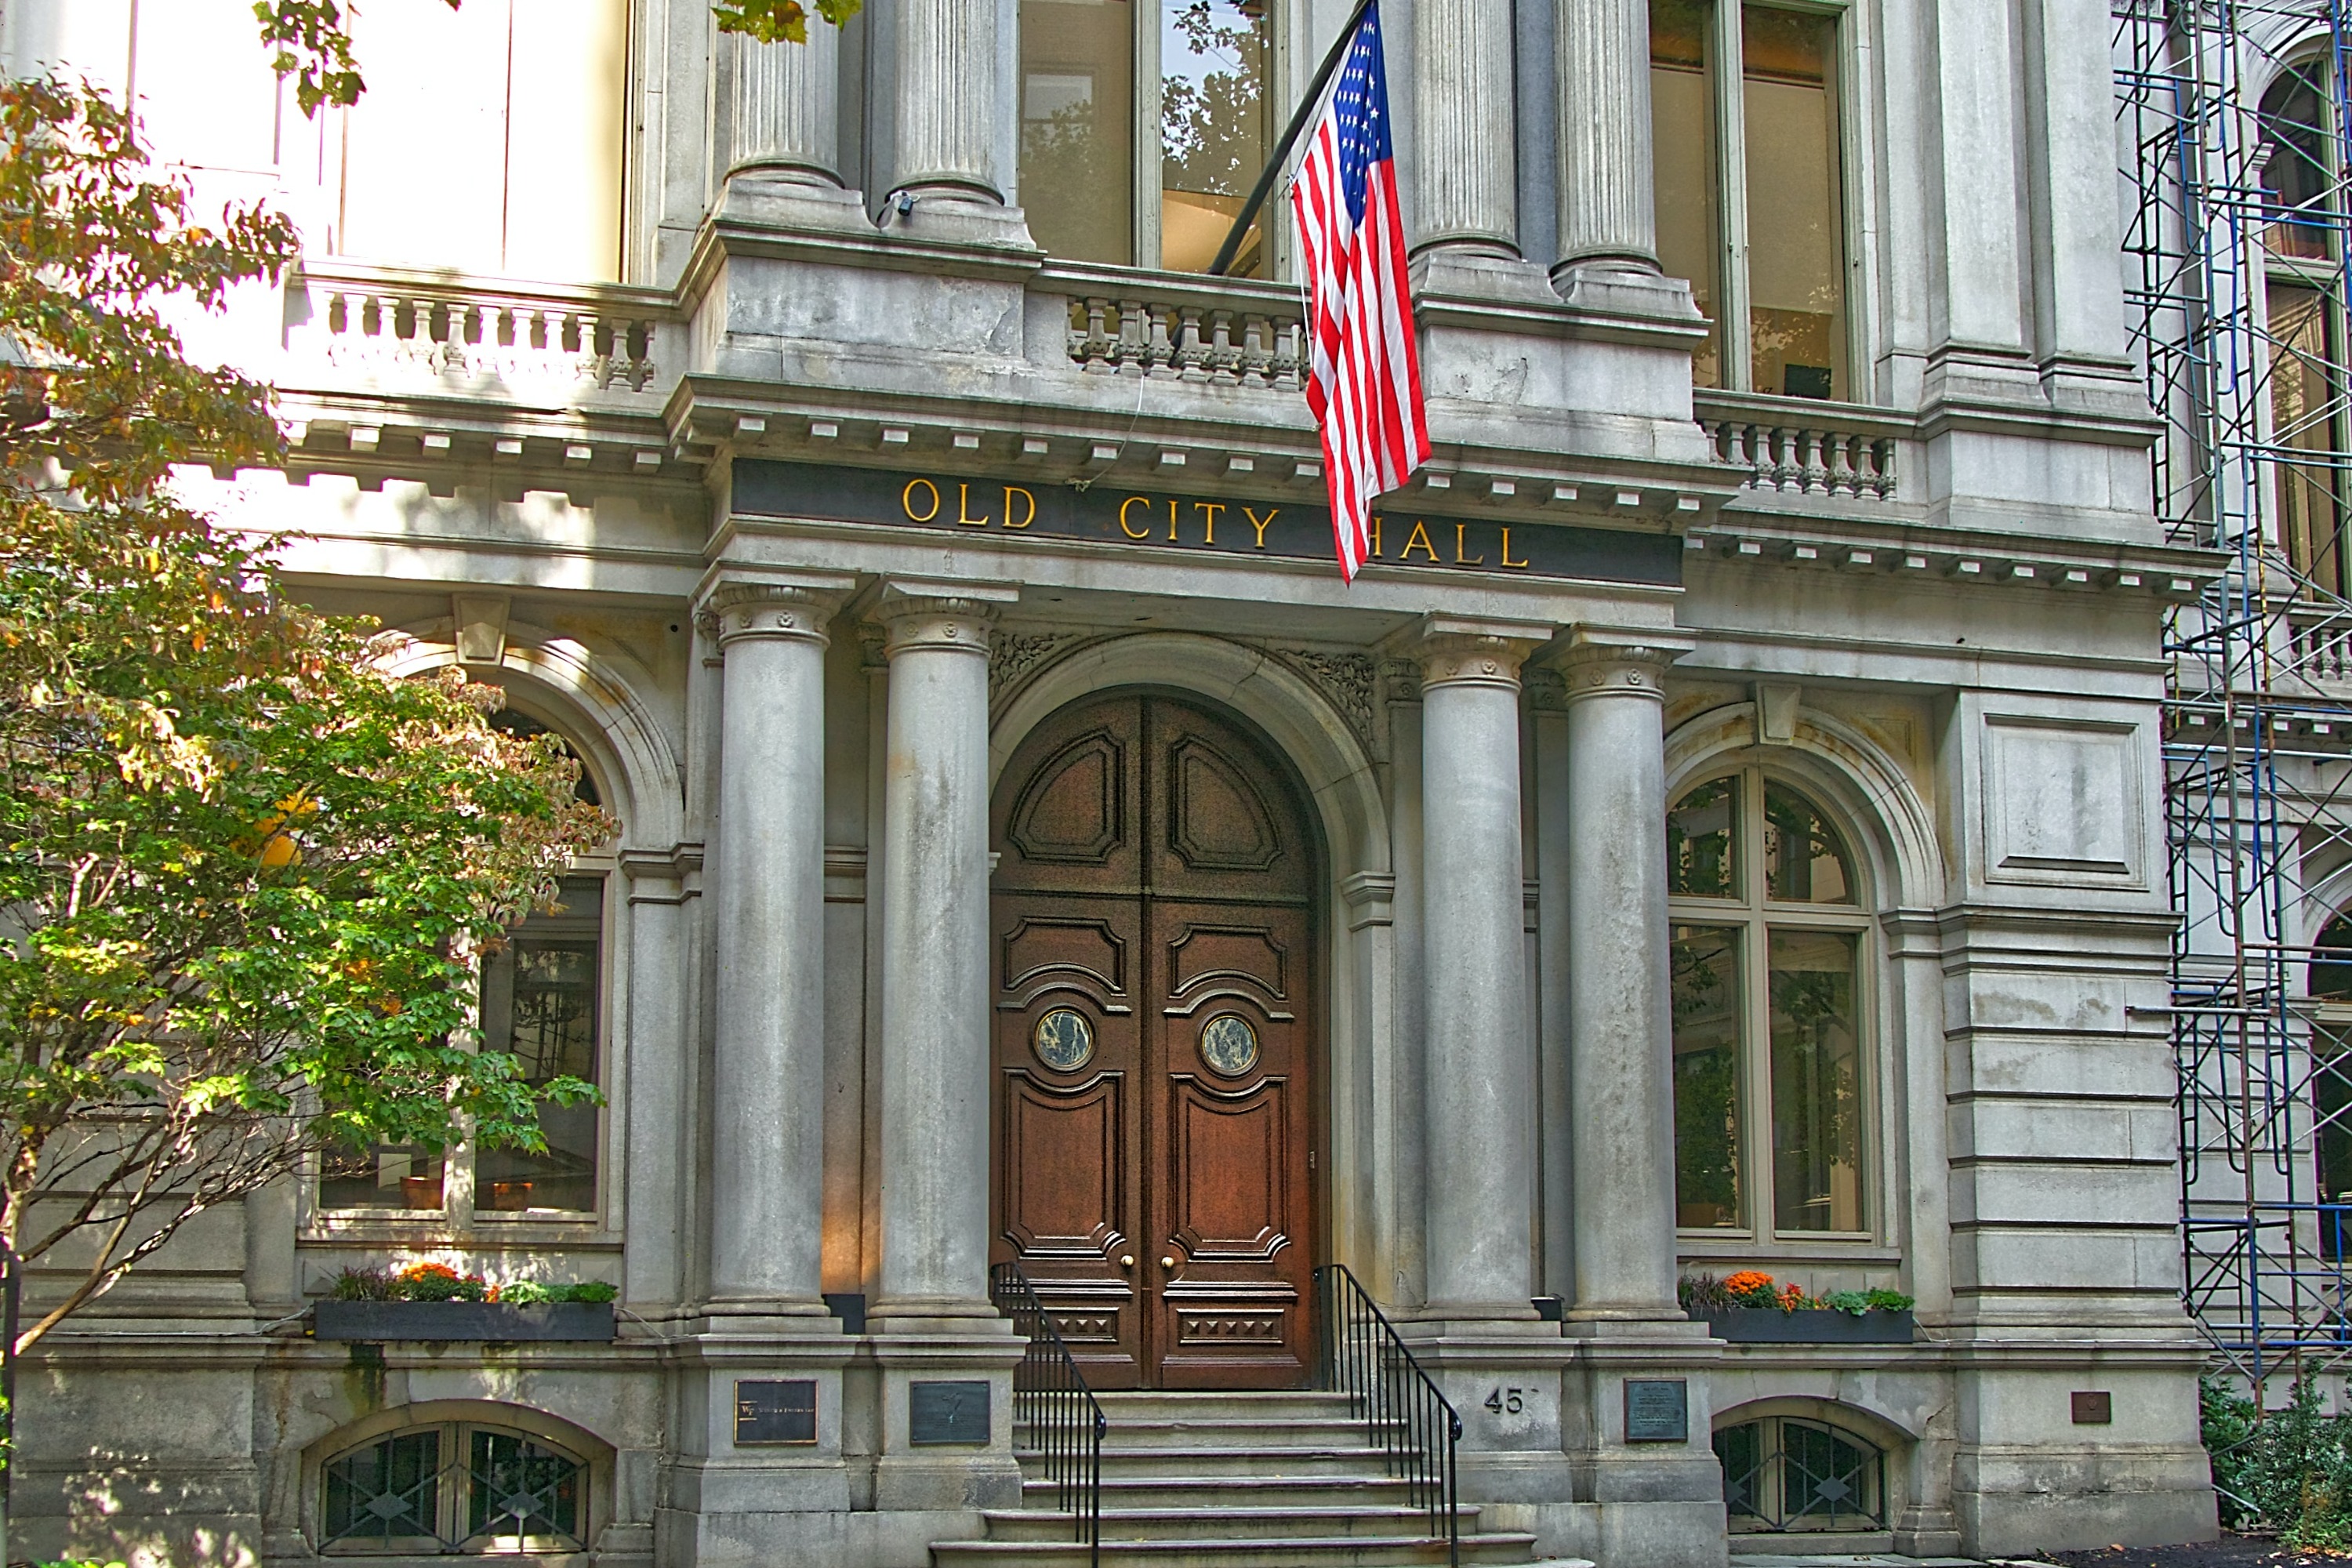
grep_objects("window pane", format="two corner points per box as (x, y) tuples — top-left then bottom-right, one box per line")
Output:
(1161, 1), (1272, 274)
(325, 1430), (443, 1544)
(1769, 928), (1863, 1232)
(1668, 776), (1740, 898)
(1741, 6), (1845, 400)
(2317, 1025), (2352, 1260)
(2270, 279), (2348, 595)
(1020, 0), (1137, 265)
(1672, 924), (1745, 1228)
(1651, 0), (1722, 386)
(319, 1142), (446, 1211)
(2261, 63), (2335, 261)
(477, 877), (603, 1213)
(1763, 782), (1854, 903)
(466, 1428), (583, 1545)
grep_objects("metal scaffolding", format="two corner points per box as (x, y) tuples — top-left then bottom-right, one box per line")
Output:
(2116, 0), (2352, 1380)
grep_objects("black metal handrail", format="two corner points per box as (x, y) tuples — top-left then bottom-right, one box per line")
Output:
(1313, 1263), (1461, 1566)
(989, 1261), (1105, 1566)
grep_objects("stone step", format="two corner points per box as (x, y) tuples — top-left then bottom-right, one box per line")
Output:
(929, 1528), (1545, 1566)
(1069, 1443), (1417, 1478)
(978, 1504), (1479, 1543)
(1091, 1391), (1360, 1422)
(1029, 1475), (1423, 1509)
(1098, 1416), (1406, 1450)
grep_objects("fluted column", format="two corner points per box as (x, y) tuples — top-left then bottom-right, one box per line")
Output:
(1561, 629), (1694, 1320)
(1416, 618), (1549, 1320)
(1554, 0), (1660, 276)
(1414, 0), (1518, 255)
(704, 581), (844, 1323)
(872, 581), (1016, 1323)
(893, 0), (1003, 202)
(728, 20), (842, 186)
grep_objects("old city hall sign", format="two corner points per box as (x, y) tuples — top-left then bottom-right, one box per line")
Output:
(733, 459), (1682, 586)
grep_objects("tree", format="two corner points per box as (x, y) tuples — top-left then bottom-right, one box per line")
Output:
(0, 75), (612, 1355)
(254, 0), (866, 114)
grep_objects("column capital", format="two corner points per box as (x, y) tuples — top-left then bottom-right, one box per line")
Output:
(1409, 615), (1552, 690)
(1556, 626), (1697, 699)
(871, 578), (1018, 659)
(694, 572), (857, 650)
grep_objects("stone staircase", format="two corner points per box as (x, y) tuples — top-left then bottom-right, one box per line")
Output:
(929, 1389), (1559, 1566)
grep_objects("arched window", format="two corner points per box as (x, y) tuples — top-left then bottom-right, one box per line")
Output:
(321, 1421), (587, 1554)
(1667, 768), (1870, 1236)
(1017, 0), (1276, 274)
(2310, 908), (2352, 1255)
(1715, 1412), (1886, 1532)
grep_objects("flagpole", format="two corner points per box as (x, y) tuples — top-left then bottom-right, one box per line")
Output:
(1204, 0), (1379, 278)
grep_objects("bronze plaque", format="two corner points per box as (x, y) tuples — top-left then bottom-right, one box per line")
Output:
(735, 1379), (817, 1445)
(909, 1380), (991, 1445)
(1624, 1378), (1689, 1443)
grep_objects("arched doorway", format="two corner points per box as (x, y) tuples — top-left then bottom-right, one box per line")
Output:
(989, 691), (1319, 1389)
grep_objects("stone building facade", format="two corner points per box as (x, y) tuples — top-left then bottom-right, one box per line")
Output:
(4, 0), (2223, 1563)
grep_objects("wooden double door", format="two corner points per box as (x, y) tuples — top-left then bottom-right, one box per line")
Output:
(990, 691), (1319, 1388)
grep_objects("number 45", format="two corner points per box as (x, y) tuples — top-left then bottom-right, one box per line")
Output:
(1485, 1387), (1526, 1414)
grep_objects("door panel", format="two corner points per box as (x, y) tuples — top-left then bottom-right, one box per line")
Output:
(992, 692), (1317, 1388)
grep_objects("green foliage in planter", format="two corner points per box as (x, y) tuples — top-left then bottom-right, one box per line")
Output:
(495, 1279), (616, 1305)
(2204, 1375), (2352, 1546)
(328, 1264), (615, 1305)
(1817, 1287), (1915, 1317)
(1678, 1271), (1914, 1316)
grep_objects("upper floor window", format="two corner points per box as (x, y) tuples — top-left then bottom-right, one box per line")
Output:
(1668, 769), (1870, 1237)
(1019, 0), (1276, 276)
(2257, 60), (2350, 594)
(1650, 0), (1851, 399)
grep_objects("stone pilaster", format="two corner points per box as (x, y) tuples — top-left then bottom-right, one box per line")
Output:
(1414, 617), (1550, 1322)
(1414, 0), (1518, 257)
(620, 848), (696, 1315)
(728, 20), (841, 186)
(1553, 0), (1660, 280)
(893, 0), (1003, 203)
(870, 580), (1018, 1324)
(702, 579), (849, 1327)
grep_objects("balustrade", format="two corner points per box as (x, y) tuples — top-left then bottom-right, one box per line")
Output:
(1697, 394), (1902, 499)
(1046, 267), (1305, 388)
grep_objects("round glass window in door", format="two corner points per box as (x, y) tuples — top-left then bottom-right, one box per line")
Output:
(1198, 1014), (1261, 1076)
(1032, 1008), (1095, 1072)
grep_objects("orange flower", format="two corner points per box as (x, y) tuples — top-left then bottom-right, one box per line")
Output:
(398, 1261), (459, 1284)
(1722, 1270), (1775, 1295)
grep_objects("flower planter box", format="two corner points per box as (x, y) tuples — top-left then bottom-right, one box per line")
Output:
(312, 1300), (615, 1342)
(1705, 1308), (1915, 1344)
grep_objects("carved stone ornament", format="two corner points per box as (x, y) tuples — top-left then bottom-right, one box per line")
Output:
(1562, 641), (1682, 698)
(1416, 632), (1537, 689)
(1523, 667), (1570, 713)
(1259, 644), (1379, 756)
(873, 592), (1000, 659)
(702, 583), (843, 649)
(989, 629), (1095, 703)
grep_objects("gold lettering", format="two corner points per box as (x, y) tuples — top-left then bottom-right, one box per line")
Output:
(1370, 514), (1383, 557)
(957, 482), (993, 527)
(1500, 526), (1530, 568)
(1454, 522), (1485, 566)
(1169, 499), (1181, 542)
(902, 477), (941, 522)
(1244, 506), (1278, 548)
(1194, 501), (1225, 545)
(1400, 520), (1439, 562)
(1119, 496), (1153, 539)
(1003, 485), (1036, 529)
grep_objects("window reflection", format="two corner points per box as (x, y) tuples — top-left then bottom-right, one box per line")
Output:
(1669, 775), (1740, 898)
(1160, 1), (1272, 274)
(1673, 924), (1746, 1228)
(476, 877), (604, 1214)
(1763, 782), (1854, 904)
(320, 1142), (447, 1211)
(1742, 6), (1845, 400)
(2261, 64), (2335, 263)
(1768, 928), (1862, 1232)
(1019, 0), (1138, 266)
(2270, 280), (2350, 595)
(1650, 0), (1721, 386)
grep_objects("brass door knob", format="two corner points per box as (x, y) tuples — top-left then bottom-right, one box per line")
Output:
(1160, 1255), (1176, 1269)
(1118, 1254), (1134, 1269)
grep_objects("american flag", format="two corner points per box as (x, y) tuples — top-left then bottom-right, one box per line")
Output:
(1290, 2), (1427, 583)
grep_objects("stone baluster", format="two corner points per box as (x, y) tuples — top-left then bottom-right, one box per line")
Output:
(1560, 629), (1696, 1322)
(870, 580), (1019, 1324)
(1554, 0), (1661, 278)
(702, 579), (850, 1327)
(1415, 617), (1551, 1320)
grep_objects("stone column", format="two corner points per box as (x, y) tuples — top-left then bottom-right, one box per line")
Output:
(1553, 0), (1659, 278)
(728, 20), (842, 186)
(1415, 617), (1549, 1321)
(894, 0), (1003, 203)
(1560, 629), (1694, 1320)
(871, 580), (1018, 1324)
(703, 579), (847, 1325)
(1414, 0), (1518, 256)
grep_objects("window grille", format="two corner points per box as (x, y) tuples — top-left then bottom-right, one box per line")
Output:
(1714, 1414), (1886, 1532)
(321, 1424), (586, 1554)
